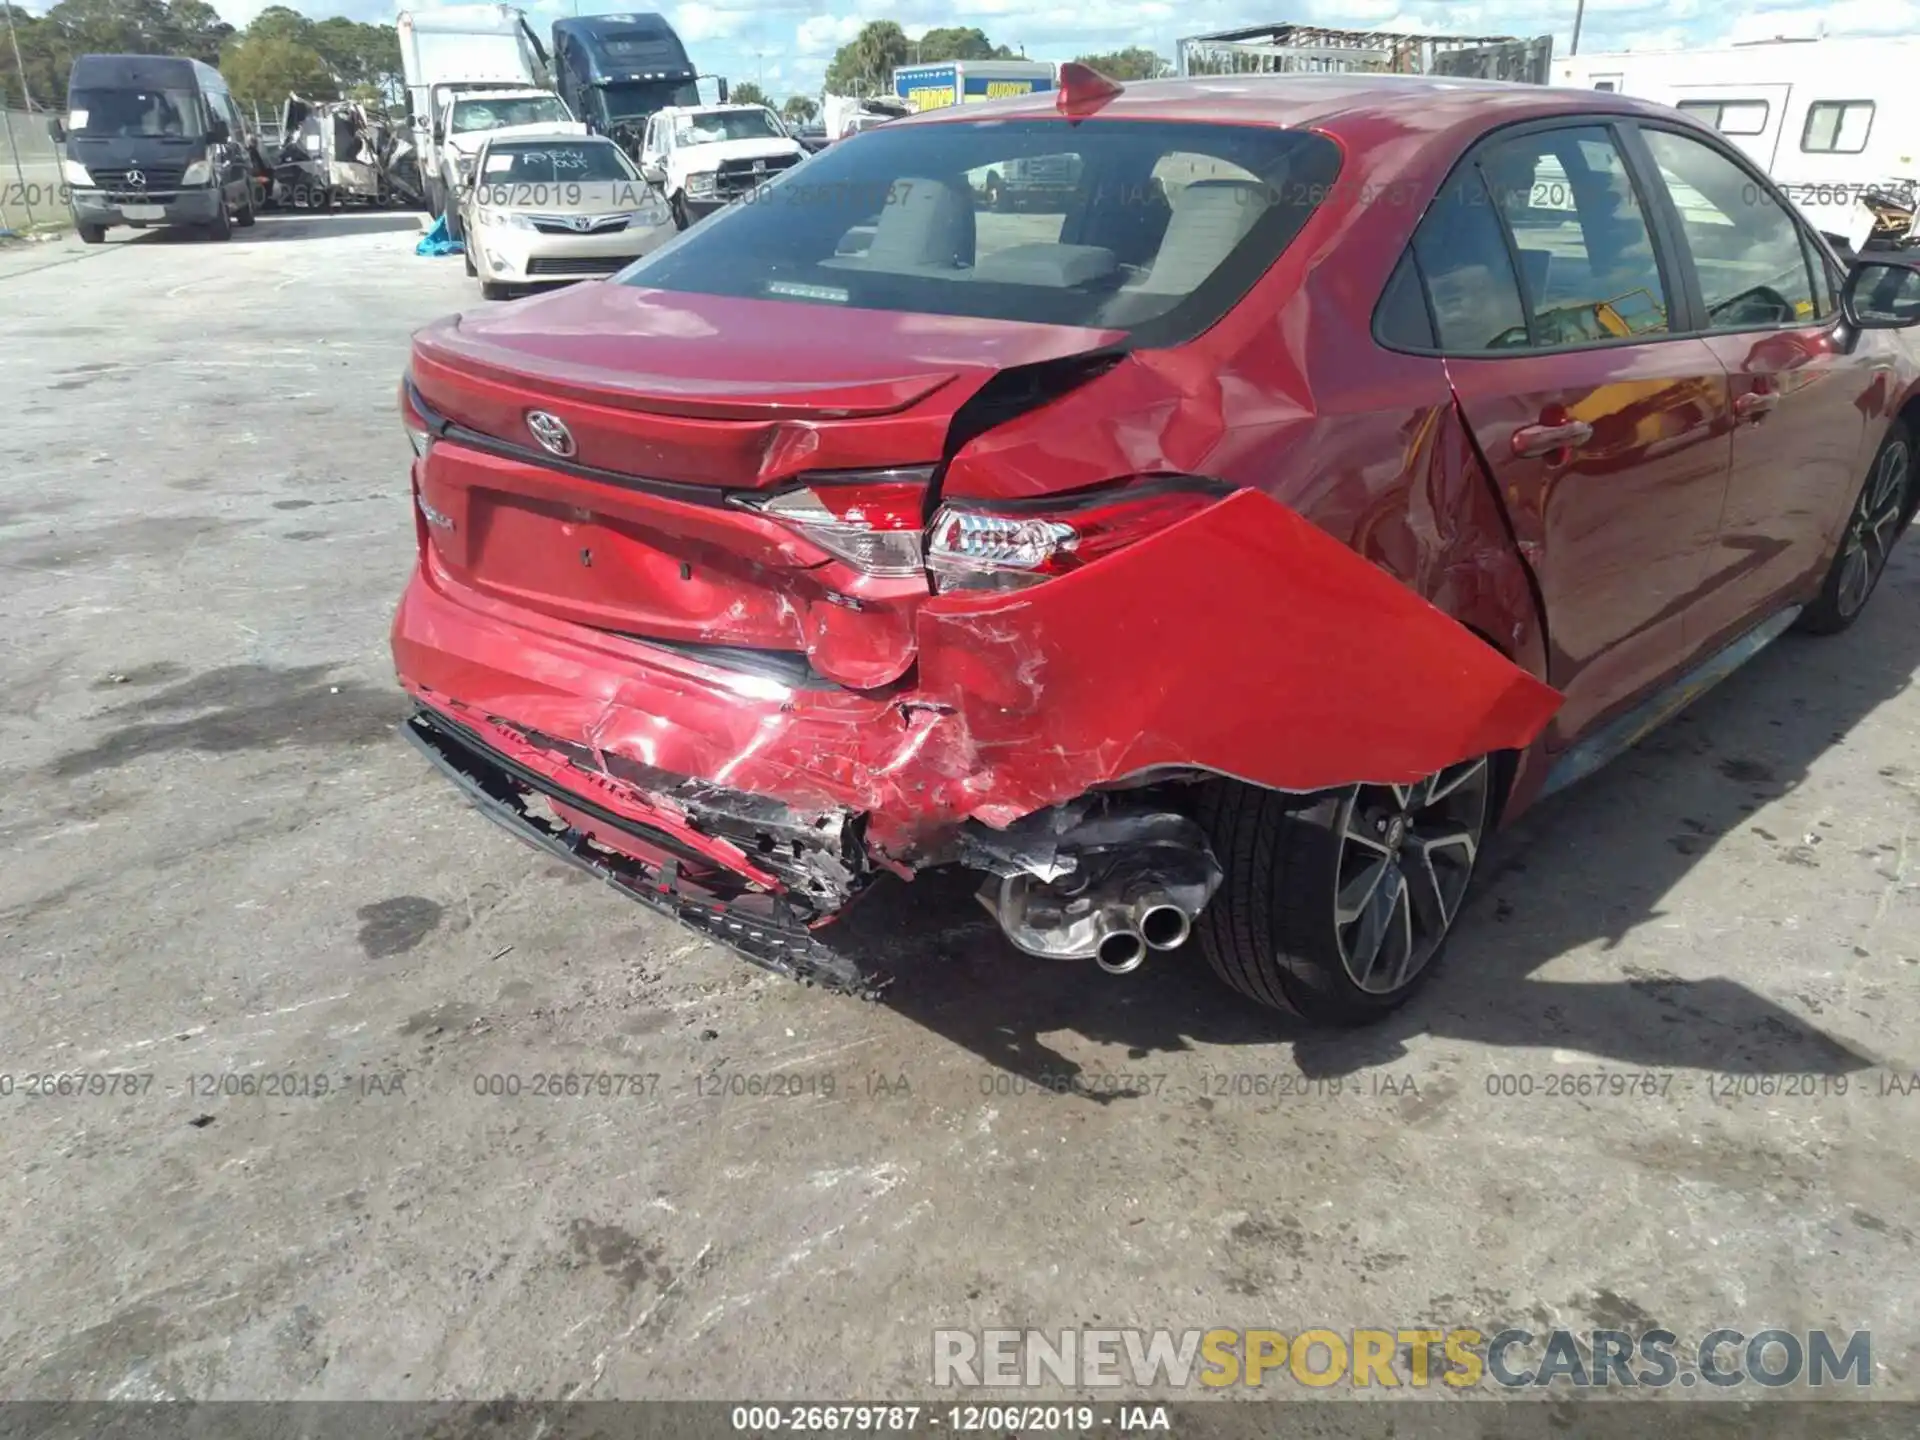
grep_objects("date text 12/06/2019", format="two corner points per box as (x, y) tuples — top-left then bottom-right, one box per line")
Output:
(727, 1406), (1171, 1432)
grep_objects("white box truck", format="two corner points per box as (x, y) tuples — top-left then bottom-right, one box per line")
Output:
(398, 4), (580, 222)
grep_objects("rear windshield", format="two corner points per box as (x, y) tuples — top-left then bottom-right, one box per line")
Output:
(618, 118), (1340, 344)
(480, 140), (637, 183)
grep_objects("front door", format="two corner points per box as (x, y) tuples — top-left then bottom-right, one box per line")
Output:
(1632, 122), (1887, 649)
(1414, 122), (1735, 745)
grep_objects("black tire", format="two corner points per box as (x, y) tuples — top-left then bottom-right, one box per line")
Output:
(480, 280), (512, 301)
(427, 177), (448, 222)
(445, 200), (463, 242)
(1799, 421), (1913, 635)
(235, 185), (256, 227)
(463, 243), (476, 277)
(76, 223), (106, 245)
(670, 193), (690, 231)
(203, 194), (232, 241)
(1195, 758), (1494, 1025)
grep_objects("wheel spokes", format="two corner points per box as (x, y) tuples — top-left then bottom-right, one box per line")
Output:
(1334, 755), (1491, 996)
(1838, 538), (1872, 616)
(1336, 854), (1391, 926)
(1347, 864), (1408, 990)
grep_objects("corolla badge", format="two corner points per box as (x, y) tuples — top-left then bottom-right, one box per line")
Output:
(415, 493), (455, 532)
(525, 410), (576, 457)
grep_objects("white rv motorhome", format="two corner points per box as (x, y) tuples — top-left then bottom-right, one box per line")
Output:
(1557, 36), (1920, 247)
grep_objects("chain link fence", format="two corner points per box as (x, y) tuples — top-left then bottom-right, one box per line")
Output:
(1, 106), (71, 237)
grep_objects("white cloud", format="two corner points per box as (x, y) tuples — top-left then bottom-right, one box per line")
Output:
(156, 0), (1920, 104)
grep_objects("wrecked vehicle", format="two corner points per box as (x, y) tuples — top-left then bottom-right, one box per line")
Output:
(391, 71), (1920, 1022)
(273, 96), (421, 209)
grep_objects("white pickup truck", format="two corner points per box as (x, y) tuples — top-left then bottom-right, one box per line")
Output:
(635, 103), (804, 228)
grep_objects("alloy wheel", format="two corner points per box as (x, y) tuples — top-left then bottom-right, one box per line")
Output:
(1837, 438), (1910, 619)
(1332, 756), (1491, 994)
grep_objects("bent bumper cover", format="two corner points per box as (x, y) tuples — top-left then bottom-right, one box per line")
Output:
(403, 706), (884, 994)
(393, 485), (1563, 898)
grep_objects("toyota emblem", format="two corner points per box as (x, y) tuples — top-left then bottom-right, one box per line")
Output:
(525, 410), (576, 457)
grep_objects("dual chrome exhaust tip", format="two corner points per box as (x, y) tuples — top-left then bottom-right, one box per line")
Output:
(972, 808), (1220, 975)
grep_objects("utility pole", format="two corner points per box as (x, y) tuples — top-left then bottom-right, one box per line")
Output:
(3, 1), (35, 111)
(1570, 0), (1585, 55)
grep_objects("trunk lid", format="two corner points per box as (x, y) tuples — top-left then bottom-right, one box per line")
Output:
(408, 283), (1122, 689)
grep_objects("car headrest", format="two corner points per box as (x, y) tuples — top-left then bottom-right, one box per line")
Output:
(865, 176), (973, 270)
(1134, 178), (1271, 294)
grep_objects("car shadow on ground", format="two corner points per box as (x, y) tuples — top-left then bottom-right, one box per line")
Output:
(109, 212), (425, 246)
(818, 553), (1920, 1093)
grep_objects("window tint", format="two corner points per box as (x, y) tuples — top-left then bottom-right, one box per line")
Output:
(1479, 127), (1670, 346)
(1803, 101), (1873, 154)
(619, 119), (1340, 346)
(1408, 168), (1529, 350)
(1643, 129), (1817, 329)
(1677, 100), (1769, 136)
(1374, 250), (1435, 349)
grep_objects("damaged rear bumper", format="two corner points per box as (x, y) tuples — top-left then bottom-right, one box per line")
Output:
(401, 705), (882, 994)
(392, 485), (1562, 925)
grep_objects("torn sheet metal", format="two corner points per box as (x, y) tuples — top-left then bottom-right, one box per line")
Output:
(393, 482), (1561, 898)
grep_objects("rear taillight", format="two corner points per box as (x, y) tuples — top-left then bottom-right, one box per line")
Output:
(734, 469), (932, 578)
(926, 481), (1228, 592)
(400, 381), (433, 458)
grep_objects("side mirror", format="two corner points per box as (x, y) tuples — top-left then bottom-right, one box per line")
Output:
(47, 117), (66, 143)
(432, 124), (445, 144)
(208, 117), (230, 143)
(1843, 260), (1920, 328)
(717, 79), (729, 103)
(640, 160), (665, 185)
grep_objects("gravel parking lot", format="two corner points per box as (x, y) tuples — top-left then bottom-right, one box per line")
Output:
(3, 213), (1919, 1408)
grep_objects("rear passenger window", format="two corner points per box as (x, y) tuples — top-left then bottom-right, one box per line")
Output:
(1479, 127), (1671, 345)
(1408, 169), (1529, 351)
(1642, 129), (1817, 329)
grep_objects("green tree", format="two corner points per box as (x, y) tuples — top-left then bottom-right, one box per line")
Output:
(164, 0), (231, 64)
(1071, 47), (1169, 81)
(43, 0), (173, 58)
(220, 31), (333, 107)
(824, 20), (909, 95)
(729, 79), (767, 108)
(915, 26), (1015, 62)
(242, 5), (312, 48)
(0, 4), (64, 108)
(781, 93), (817, 124)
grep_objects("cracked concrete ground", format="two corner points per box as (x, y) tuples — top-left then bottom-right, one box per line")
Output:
(2, 214), (1919, 1409)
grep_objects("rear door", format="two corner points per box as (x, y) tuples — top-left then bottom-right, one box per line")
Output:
(1629, 121), (1882, 648)
(1409, 121), (1735, 746)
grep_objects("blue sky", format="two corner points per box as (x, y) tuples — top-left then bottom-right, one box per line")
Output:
(33, 0), (1917, 101)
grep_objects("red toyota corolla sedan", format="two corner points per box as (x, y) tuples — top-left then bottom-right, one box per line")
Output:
(391, 70), (1920, 1023)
